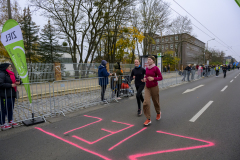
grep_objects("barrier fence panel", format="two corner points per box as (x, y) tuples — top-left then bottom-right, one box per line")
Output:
(1, 67), (233, 130)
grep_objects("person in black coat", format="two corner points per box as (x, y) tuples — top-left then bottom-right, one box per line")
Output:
(0, 63), (20, 130)
(98, 60), (112, 102)
(163, 66), (167, 74)
(131, 59), (146, 116)
(185, 64), (191, 82)
(167, 64), (170, 73)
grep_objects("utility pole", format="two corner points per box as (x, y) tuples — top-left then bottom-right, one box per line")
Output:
(7, 0), (18, 75)
(7, 0), (12, 19)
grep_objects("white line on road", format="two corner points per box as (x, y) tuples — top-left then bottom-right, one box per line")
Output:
(230, 80), (234, 83)
(189, 101), (214, 122)
(182, 85), (204, 94)
(221, 86), (228, 92)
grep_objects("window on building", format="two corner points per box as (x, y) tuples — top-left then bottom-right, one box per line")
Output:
(165, 44), (168, 50)
(156, 39), (159, 43)
(162, 45), (164, 50)
(175, 44), (178, 49)
(170, 37), (173, 41)
(170, 44), (173, 49)
(175, 36), (178, 41)
(152, 45), (155, 51)
(162, 38), (164, 43)
(165, 37), (168, 42)
(156, 45), (159, 51)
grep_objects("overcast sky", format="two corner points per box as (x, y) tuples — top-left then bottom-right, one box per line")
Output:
(19, 0), (240, 61)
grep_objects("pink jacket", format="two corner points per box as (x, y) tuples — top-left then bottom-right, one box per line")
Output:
(145, 66), (163, 88)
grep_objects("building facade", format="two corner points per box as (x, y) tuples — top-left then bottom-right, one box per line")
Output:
(146, 33), (205, 69)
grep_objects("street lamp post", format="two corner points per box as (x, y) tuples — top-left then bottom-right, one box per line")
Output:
(204, 38), (215, 64)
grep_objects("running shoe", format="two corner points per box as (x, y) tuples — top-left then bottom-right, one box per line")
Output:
(138, 109), (142, 116)
(143, 119), (151, 126)
(156, 112), (161, 120)
(1, 124), (12, 131)
(9, 121), (19, 128)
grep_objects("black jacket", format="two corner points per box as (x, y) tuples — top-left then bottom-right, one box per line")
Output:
(222, 66), (227, 71)
(131, 66), (146, 87)
(0, 70), (17, 98)
(184, 66), (191, 71)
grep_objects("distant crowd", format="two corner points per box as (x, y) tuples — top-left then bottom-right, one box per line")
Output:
(177, 64), (239, 82)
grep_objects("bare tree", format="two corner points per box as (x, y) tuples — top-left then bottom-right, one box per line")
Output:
(30, 0), (134, 78)
(140, 0), (171, 55)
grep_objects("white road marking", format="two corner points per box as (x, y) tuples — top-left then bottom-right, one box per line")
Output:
(221, 86), (228, 92)
(189, 101), (214, 122)
(230, 80), (234, 83)
(182, 85), (204, 94)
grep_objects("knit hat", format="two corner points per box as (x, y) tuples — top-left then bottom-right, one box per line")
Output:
(0, 63), (11, 71)
(101, 60), (107, 66)
(148, 55), (156, 62)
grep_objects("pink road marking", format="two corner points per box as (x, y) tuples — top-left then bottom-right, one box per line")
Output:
(72, 120), (134, 144)
(128, 130), (215, 160)
(101, 128), (115, 134)
(35, 127), (111, 160)
(64, 115), (102, 134)
(108, 128), (147, 151)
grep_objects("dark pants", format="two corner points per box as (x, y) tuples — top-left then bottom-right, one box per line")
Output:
(0, 98), (15, 125)
(182, 70), (186, 81)
(136, 85), (144, 111)
(115, 84), (121, 97)
(223, 70), (226, 78)
(187, 71), (190, 81)
(101, 85), (107, 101)
(216, 70), (219, 76)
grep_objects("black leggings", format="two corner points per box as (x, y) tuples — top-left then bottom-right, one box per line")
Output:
(101, 85), (107, 101)
(136, 85), (144, 110)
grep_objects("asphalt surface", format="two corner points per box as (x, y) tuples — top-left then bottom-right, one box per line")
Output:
(0, 69), (240, 160)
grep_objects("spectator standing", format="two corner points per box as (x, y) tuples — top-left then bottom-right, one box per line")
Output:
(167, 64), (170, 73)
(163, 66), (167, 74)
(186, 64), (191, 82)
(191, 64), (196, 80)
(198, 65), (203, 78)
(98, 60), (111, 103)
(113, 63), (123, 99)
(215, 65), (220, 77)
(202, 65), (206, 77)
(0, 63), (20, 130)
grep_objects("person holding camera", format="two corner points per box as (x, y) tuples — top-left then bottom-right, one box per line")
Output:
(0, 63), (20, 130)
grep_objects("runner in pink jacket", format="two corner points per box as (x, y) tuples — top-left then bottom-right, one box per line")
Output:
(142, 56), (163, 126)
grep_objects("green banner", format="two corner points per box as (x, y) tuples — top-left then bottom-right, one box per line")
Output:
(236, 0), (240, 7)
(1, 19), (32, 103)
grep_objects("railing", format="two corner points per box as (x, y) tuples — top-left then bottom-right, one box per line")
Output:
(0, 68), (227, 130)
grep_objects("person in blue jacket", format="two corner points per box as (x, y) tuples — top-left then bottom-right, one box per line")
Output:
(98, 60), (112, 102)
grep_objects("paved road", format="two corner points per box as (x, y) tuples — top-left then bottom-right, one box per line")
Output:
(1, 70), (240, 160)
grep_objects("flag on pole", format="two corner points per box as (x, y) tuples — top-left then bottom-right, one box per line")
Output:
(236, 0), (240, 7)
(1, 19), (32, 103)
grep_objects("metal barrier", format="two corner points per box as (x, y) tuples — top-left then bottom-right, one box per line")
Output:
(0, 68), (230, 130)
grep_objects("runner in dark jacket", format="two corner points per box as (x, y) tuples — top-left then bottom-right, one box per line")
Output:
(131, 59), (146, 116)
(222, 64), (227, 78)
